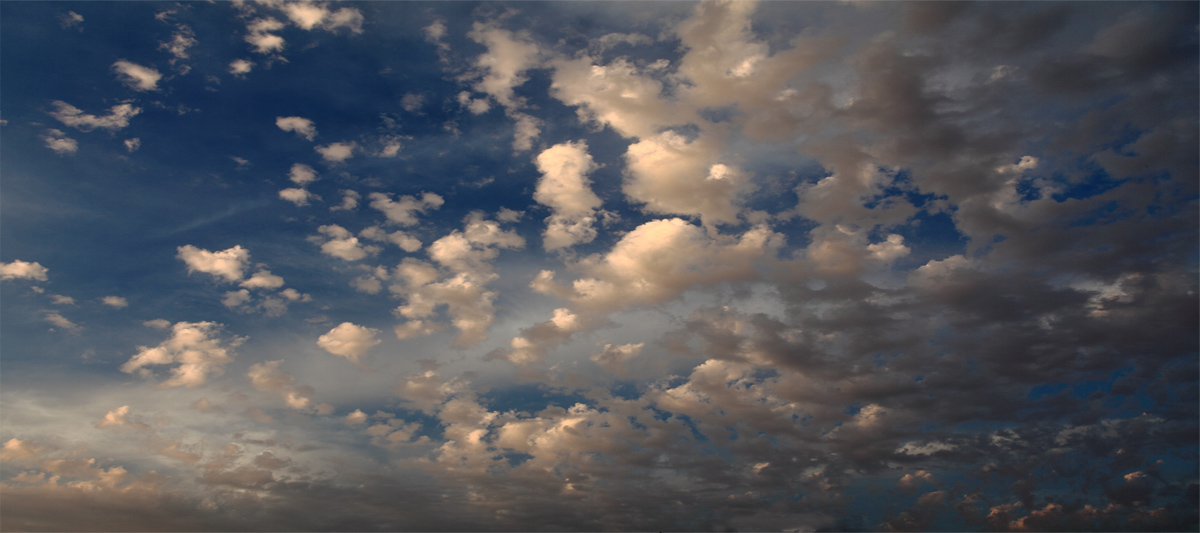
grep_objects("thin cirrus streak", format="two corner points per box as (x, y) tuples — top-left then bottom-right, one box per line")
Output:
(0, 1), (1196, 531)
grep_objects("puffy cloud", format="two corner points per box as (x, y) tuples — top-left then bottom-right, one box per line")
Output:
(124, 138), (140, 152)
(51, 294), (75, 305)
(467, 22), (540, 109)
(240, 270), (285, 290)
(112, 60), (162, 91)
(47, 101), (142, 132)
(311, 224), (380, 261)
(591, 342), (644, 376)
(277, 117), (317, 142)
(221, 289), (251, 308)
(101, 296), (128, 308)
(229, 58), (254, 76)
(490, 308), (589, 367)
(317, 322), (381, 366)
(282, 2), (364, 33)
(246, 18), (285, 54)
(359, 226), (422, 252)
(43, 311), (79, 332)
(542, 218), (783, 313)
(401, 93), (425, 112)
(623, 132), (751, 227)
(279, 187), (319, 206)
(176, 245), (250, 283)
(120, 321), (243, 388)
(143, 319), (171, 329)
(247, 360), (316, 411)
(331, 190), (361, 211)
(390, 213), (524, 347)
(41, 129), (77, 155)
(315, 141), (356, 162)
(549, 56), (687, 139)
(159, 25), (197, 62)
(368, 191), (444, 226)
(344, 409), (368, 425)
(59, 11), (83, 29)
(1, 260), (48, 281)
(534, 141), (602, 250)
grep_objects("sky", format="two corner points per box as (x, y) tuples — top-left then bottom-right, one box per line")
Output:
(0, 1), (1197, 531)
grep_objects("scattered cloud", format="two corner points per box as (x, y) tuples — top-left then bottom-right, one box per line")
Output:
(317, 322), (381, 366)
(112, 60), (162, 91)
(276, 117), (317, 141)
(48, 101), (141, 132)
(100, 296), (128, 308)
(0, 260), (49, 281)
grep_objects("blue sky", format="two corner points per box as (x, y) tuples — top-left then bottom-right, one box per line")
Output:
(1, 1), (1197, 531)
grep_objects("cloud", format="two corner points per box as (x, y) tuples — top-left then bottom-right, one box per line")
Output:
(59, 11), (83, 29)
(311, 224), (380, 261)
(401, 93), (425, 112)
(48, 101), (141, 132)
(50, 294), (75, 305)
(1, 260), (49, 281)
(120, 321), (243, 388)
(282, 2), (364, 33)
(317, 322), (381, 366)
(359, 226), (422, 252)
(331, 190), (361, 211)
(124, 138), (141, 152)
(101, 296), (128, 309)
(279, 188), (319, 206)
(229, 59), (254, 76)
(240, 270), (285, 290)
(276, 117), (317, 141)
(368, 191), (444, 225)
(315, 141), (356, 162)
(112, 60), (162, 91)
(247, 360), (316, 411)
(623, 131), (750, 227)
(43, 311), (79, 332)
(534, 141), (602, 250)
(246, 18), (285, 54)
(159, 25), (197, 62)
(41, 129), (77, 155)
(176, 245), (250, 283)
(590, 342), (644, 376)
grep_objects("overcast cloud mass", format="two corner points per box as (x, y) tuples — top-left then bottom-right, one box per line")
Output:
(1, 2), (1197, 531)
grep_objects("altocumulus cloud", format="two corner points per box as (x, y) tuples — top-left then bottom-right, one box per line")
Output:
(1, 2), (1196, 531)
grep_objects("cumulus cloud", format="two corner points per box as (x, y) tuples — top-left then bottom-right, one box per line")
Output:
(240, 270), (285, 290)
(359, 226), (422, 252)
(43, 311), (79, 332)
(331, 190), (361, 211)
(247, 360), (317, 411)
(276, 117), (317, 141)
(311, 224), (380, 261)
(101, 296), (128, 308)
(317, 322), (381, 366)
(176, 245), (250, 283)
(623, 131), (750, 227)
(48, 101), (141, 132)
(41, 129), (77, 155)
(112, 60), (162, 91)
(246, 17), (285, 54)
(368, 191), (444, 225)
(279, 187), (319, 206)
(120, 321), (243, 388)
(315, 141), (356, 162)
(534, 141), (602, 250)
(229, 59), (254, 76)
(124, 138), (140, 152)
(282, 2), (364, 33)
(1, 260), (49, 281)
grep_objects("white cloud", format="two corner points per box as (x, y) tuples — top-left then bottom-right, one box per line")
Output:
(277, 117), (317, 141)
(279, 187), (319, 206)
(457, 91), (491, 114)
(44, 311), (79, 332)
(241, 270), (285, 290)
(278, 288), (310, 302)
(344, 409), (368, 425)
(360, 226), (422, 252)
(591, 343), (644, 376)
(247, 360), (315, 411)
(331, 190), (360, 211)
(143, 318), (171, 329)
(288, 163), (318, 185)
(534, 141), (602, 250)
(222, 289), (251, 308)
(48, 101), (141, 132)
(468, 23), (540, 109)
(401, 93), (425, 112)
(623, 131), (750, 227)
(176, 245), (250, 283)
(549, 56), (685, 139)
(120, 321), (242, 388)
(101, 296), (128, 308)
(368, 192), (444, 225)
(540, 218), (783, 313)
(41, 129), (77, 155)
(51, 294), (75, 305)
(312, 224), (380, 261)
(315, 141), (357, 162)
(229, 59), (254, 76)
(282, 2), (363, 33)
(160, 26), (197, 61)
(112, 60), (162, 91)
(246, 18), (285, 54)
(1, 260), (49, 281)
(317, 322), (381, 366)
(124, 138), (141, 152)
(60, 11), (83, 29)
